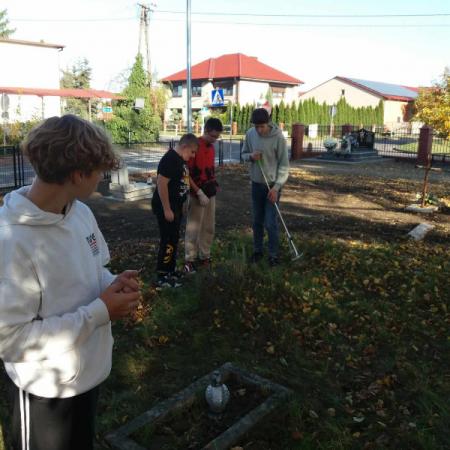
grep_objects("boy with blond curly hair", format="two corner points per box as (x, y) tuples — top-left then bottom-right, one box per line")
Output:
(0, 115), (141, 450)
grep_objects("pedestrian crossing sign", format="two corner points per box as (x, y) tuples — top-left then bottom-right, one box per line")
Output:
(211, 89), (224, 107)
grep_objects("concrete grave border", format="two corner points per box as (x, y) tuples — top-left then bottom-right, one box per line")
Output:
(105, 362), (292, 450)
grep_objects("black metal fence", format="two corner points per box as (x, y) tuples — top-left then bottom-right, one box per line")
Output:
(0, 145), (34, 193)
(302, 125), (419, 159)
(303, 125), (449, 161)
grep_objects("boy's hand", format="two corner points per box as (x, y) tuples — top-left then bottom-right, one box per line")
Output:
(164, 208), (174, 222)
(251, 151), (262, 161)
(114, 270), (140, 292)
(197, 189), (209, 206)
(267, 187), (278, 204)
(100, 281), (141, 321)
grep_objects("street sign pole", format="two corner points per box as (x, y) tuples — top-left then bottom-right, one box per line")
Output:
(330, 104), (337, 137)
(186, 0), (192, 132)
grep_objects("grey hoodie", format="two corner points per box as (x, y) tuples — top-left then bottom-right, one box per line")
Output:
(241, 123), (289, 191)
(0, 187), (115, 398)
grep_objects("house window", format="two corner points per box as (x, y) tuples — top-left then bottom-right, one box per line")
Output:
(172, 83), (182, 97)
(341, 89), (345, 96)
(271, 86), (285, 98)
(191, 82), (202, 97)
(214, 82), (233, 96)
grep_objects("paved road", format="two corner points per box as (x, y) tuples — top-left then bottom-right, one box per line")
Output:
(118, 139), (244, 174)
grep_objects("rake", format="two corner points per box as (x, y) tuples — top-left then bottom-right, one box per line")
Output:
(257, 159), (302, 261)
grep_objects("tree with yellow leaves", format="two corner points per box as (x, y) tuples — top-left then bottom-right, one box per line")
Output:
(414, 68), (450, 138)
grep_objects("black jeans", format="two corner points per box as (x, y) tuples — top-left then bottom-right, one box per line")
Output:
(154, 205), (182, 274)
(7, 376), (99, 450)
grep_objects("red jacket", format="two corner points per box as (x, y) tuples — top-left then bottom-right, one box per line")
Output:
(188, 137), (217, 194)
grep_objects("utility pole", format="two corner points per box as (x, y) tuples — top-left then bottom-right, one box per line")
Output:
(137, 3), (156, 84)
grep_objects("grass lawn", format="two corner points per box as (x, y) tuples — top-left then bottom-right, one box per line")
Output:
(394, 138), (450, 155)
(3, 233), (446, 449)
(102, 234), (449, 449)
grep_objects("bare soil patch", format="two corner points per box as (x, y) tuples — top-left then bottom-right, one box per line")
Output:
(86, 159), (450, 248)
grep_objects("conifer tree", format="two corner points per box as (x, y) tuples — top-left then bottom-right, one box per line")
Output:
(60, 58), (93, 119)
(240, 105), (248, 133)
(272, 104), (279, 125)
(290, 101), (298, 124)
(285, 103), (292, 132)
(278, 100), (286, 125)
(297, 101), (304, 124)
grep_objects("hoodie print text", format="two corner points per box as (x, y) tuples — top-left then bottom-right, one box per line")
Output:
(86, 233), (100, 256)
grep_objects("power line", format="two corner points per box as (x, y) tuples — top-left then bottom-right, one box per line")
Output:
(11, 11), (450, 23)
(10, 17), (136, 23)
(156, 10), (450, 18)
(151, 17), (450, 28)
(10, 16), (450, 28)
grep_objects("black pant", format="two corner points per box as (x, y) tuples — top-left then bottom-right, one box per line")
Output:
(7, 376), (99, 450)
(154, 205), (182, 274)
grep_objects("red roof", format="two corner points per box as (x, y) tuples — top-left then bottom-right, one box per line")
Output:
(0, 86), (123, 99)
(161, 53), (303, 85)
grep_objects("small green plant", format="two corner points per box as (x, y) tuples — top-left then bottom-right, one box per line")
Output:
(415, 192), (441, 206)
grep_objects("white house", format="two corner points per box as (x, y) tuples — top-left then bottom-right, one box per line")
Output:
(300, 76), (419, 130)
(0, 38), (64, 121)
(0, 38), (120, 123)
(161, 53), (304, 123)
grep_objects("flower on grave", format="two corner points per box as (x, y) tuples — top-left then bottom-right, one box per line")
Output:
(415, 192), (441, 206)
(323, 137), (338, 151)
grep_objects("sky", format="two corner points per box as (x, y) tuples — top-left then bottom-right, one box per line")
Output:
(2, 0), (450, 92)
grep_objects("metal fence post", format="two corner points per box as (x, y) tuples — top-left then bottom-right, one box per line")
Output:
(417, 126), (433, 166)
(13, 145), (18, 188)
(218, 140), (223, 166)
(341, 124), (353, 137)
(19, 145), (25, 187)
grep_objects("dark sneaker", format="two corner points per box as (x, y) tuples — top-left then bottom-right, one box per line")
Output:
(171, 270), (185, 281)
(268, 256), (279, 267)
(183, 261), (197, 274)
(155, 274), (182, 289)
(250, 252), (264, 263)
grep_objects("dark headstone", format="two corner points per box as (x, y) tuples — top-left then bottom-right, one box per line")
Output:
(355, 128), (375, 150)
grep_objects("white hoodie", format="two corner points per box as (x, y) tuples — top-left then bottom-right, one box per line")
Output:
(0, 187), (116, 398)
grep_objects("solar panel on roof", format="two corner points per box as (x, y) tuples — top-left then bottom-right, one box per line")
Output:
(347, 78), (418, 99)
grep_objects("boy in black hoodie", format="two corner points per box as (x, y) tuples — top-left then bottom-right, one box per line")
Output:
(151, 133), (199, 288)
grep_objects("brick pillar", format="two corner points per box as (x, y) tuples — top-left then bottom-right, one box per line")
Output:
(341, 124), (353, 137)
(194, 121), (199, 134)
(291, 123), (305, 160)
(232, 121), (238, 135)
(417, 126), (433, 166)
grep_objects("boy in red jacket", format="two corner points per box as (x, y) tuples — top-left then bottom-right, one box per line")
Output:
(184, 118), (223, 273)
